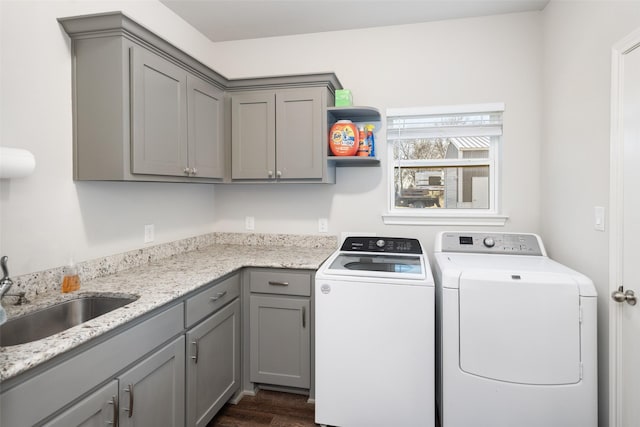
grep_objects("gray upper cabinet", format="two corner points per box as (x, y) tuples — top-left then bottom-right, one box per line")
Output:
(131, 46), (188, 177)
(60, 13), (226, 183)
(59, 12), (341, 184)
(231, 87), (333, 183)
(231, 91), (276, 180)
(187, 75), (225, 178)
(276, 89), (324, 179)
(131, 48), (225, 179)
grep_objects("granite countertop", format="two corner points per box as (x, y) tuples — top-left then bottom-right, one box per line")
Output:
(0, 243), (334, 382)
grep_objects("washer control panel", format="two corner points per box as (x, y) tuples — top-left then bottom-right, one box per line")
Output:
(340, 237), (423, 254)
(439, 232), (544, 256)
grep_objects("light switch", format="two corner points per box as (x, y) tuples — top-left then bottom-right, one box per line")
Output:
(594, 206), (605, 232)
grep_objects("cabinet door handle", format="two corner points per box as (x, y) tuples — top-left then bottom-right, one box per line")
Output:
(302, 306), (306, 328)
(183, 167), (190, 175)
(268, 170), (273, 178)
(276, 170), (282, 178)
(191, 167), (198, 175)
(107, 395), (119, 427)
(210, 290), (227, 301)
(123, 384), (134, 418)
(268, 281), (289, 286)
(191, 340), (199, 364)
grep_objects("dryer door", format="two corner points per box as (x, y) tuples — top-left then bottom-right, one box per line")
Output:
(458, 271), (581, 385)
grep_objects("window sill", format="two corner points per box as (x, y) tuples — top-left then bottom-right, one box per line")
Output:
(382, 212), (508, 226)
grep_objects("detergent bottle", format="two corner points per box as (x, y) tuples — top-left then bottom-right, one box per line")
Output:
(357, 127), (369, 156)
(329, 120), (359, 156)
(365, 124), (376, 157)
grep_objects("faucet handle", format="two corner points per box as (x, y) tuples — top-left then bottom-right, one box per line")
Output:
(1, 256), (8, 281)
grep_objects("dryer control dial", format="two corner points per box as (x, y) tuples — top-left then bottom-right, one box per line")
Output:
(376, 239), (386, 248)
(483, 237), (496, 248)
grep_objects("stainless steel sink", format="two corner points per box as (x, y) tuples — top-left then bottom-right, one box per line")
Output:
(0, 295), (138, 347)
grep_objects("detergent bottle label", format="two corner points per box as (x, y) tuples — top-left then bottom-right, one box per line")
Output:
(329, 120), (359, 156)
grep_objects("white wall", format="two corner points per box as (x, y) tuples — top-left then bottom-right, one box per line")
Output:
(211, 12), (543, 254)
(0, 0), (224, 276)
(541, 2), (640, 426)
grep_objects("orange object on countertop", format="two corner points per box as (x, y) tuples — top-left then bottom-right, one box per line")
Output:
(61, 257), (81, 293)
(329, 120), (359, 156)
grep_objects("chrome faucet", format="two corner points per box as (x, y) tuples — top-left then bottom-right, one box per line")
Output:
(0, 256), (13, 298)
(0, 256), (26, 305)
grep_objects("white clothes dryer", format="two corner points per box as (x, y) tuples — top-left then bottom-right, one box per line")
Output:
(433, 232), (597, 427)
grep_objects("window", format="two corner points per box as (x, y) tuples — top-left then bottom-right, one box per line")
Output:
(383, 103), (507, 225)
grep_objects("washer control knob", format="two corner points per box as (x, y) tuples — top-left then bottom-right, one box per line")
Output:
(483, 237), (496, 248)
(376, 239), (386, 248)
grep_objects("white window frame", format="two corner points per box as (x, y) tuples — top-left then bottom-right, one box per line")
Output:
(382, 103), (508, 226)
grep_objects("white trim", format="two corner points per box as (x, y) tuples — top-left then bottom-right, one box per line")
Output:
(382, 212), (508, 226)
(393, 158), (490, 168)
(387, 102), (505, 117)
(608, 26), (640, 427)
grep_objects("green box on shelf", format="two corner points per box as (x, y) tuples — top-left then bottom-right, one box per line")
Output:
(335, 89), (353, 107)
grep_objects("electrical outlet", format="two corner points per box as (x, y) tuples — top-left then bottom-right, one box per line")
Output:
(318, 218), (328, 233)
(245, 216), (255, 231)
(144, 224), (155, 243)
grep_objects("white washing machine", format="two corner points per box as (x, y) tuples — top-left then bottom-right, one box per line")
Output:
(315, 236), (435, 427)
(433, 232), (597, 427)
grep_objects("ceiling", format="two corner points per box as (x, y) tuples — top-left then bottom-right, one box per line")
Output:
(160, 0), (550, 42)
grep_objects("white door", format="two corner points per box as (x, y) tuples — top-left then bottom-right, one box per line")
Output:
(610, 28), (640, 427)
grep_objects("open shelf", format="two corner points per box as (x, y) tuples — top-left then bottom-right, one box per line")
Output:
(327, 106), (381, 167)
(327, 106), (381, 123)
(327, 155), (380, 166)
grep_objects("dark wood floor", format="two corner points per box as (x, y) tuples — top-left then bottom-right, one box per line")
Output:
(207, 390), (319, 427)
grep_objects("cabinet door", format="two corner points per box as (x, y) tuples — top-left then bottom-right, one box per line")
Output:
(231, 92), (276, 179)
(186, 299), (240, 427)
(187, 75), (224, 179)
(118, 336), (185, 427)
(44, 381), (118, 427)
(276, 88), (324, 179)
(131, 46), (188, 176)
(250, 295), (310, 388)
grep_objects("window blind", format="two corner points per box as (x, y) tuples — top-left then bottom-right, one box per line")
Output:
(387, 105), (504, 140)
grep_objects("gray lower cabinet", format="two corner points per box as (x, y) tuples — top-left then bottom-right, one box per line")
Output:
(117, 336), (185, 427)
(248, 269), (312, 389)
(231, 88), (330, 182)
(45, 336), (185, 427)
(186, 299), (240, 427)
(0, 304), (184, 427)
(184, 273), (241, 427)
(45, 381), (119, 427)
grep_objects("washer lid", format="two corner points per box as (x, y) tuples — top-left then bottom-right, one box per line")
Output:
(324, 253), (426, 280)
(458, 270), (581, 385)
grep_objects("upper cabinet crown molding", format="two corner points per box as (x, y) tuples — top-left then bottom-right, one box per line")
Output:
(58, 11), (229, 90)
(58, 12), (342, 94)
